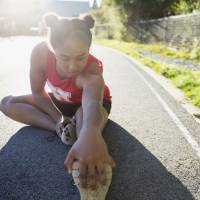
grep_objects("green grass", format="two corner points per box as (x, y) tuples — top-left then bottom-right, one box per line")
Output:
(94, 38), (200, 63)
(140, 44), (200, 63)
(94, 38), (200, 108)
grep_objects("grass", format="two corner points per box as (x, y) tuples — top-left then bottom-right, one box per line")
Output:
(94, 38), (200, 108)
(94, 38), (200, 63)
(138, 43), (200, 63)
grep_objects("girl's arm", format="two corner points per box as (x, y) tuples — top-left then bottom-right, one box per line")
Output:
(30, 43), (62, 123)
(80, 73), (104, 135)
(65, 72), (115, 189)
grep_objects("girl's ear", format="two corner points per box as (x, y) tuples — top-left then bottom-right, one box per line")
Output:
(43, 13), (59, 28)
(81, 14), (95, 29)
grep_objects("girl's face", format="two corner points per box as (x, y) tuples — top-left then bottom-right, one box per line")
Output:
(54, 38), (89, 78)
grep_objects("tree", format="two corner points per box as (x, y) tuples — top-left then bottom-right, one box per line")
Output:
(169, 0), (200, 15)
(114, 0), (200, 22)
(114, 0), (178, 22)
(91, 0), (130, 40)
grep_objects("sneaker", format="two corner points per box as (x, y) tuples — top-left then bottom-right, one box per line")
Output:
(56, 116), (77, 146)
(72, 160), (113, 200)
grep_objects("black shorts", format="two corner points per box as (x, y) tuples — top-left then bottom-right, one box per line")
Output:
(49, 93), (112, 117)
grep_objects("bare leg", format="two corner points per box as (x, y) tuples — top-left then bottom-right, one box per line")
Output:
(0, 95), (56, 132)
(75, 106), (109, 138)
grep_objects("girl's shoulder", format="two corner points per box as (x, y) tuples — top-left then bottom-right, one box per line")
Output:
(31, 41), (49, 71)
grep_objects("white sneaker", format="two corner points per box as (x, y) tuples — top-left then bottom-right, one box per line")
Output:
(72, 160), (113, 200)
(56, 116), (77, 146)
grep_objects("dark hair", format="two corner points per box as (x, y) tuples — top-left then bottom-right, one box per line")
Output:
(43, 12), (95, 50)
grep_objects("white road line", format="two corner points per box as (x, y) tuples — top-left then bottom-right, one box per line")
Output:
(104, 46), (200, 159)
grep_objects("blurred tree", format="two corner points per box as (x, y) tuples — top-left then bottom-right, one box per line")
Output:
(169, 0), (200, 15)
(90, 0), (200, 41)
(91, 0), (134, 41)
(114, 0), (178, 22)
(100, 0), (200, 23)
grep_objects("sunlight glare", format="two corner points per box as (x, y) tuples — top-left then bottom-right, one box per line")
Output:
(2, 0), (45, 17)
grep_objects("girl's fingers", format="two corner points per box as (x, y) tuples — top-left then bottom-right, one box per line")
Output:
(65, 150), (75, 175)
(87, 164), (97, 190)
(96, 161), (106, 186)
(108, 154), (116, 168)
(79, 161), (87, 188)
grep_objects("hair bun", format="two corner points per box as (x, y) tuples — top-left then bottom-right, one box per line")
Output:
(43, 13), (59, 28)
(81, 14), (95, 29)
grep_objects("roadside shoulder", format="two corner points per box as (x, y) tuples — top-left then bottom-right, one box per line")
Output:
(100, 45), (200, 124)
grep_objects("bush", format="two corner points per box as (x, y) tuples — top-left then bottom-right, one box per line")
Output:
(170, 0), (200, 15)
(91, 0), (131, 41)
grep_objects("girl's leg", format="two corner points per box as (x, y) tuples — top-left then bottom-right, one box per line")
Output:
(75, 106), (109, 138)
(0, 95), (56, 132)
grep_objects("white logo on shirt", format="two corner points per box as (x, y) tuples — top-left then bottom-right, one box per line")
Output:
(46, 80), (72, 103)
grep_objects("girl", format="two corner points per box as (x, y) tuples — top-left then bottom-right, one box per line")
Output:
(0, 13), (116, 198)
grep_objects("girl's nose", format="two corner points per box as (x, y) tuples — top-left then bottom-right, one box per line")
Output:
(68, 61), (78, 71)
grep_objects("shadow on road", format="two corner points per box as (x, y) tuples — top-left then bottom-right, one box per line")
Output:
(0, 120), (195, 200)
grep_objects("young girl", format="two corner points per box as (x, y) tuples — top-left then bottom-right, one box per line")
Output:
(0, 13), (116, 199)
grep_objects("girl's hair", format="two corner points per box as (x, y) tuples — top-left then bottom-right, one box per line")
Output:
(43, 12), (95, 50)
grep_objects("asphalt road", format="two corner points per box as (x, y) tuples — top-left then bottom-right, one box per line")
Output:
(0, 37), (200, 200)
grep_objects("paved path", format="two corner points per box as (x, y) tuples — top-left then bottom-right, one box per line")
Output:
(0, 37), (200, 200)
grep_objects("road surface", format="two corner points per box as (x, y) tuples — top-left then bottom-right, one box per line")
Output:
(0, 36), (200, 200)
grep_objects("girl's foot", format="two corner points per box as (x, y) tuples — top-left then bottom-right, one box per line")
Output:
(72, 160), (113, 200)
(56, 116), (77, 145)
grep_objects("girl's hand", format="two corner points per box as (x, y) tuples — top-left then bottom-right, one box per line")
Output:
(64, 131), (116, 190)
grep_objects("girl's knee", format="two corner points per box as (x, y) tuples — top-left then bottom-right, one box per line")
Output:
(1, 95), (14, 105)
(0, 95), (14, 113)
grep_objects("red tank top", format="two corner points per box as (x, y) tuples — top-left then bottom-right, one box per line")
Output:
(44, 50), (112, 104)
